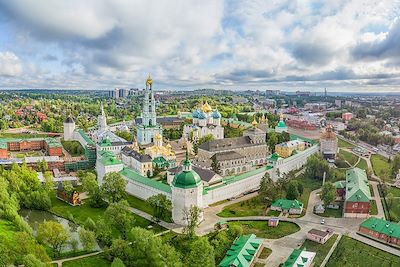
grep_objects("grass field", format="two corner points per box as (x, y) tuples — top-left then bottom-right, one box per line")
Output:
(318, 207), (342, 218)
(62, 253), (110, 267)
(387, 186), (400, 197)
(338, 138), (355, 148)
(356, 158), (368, 171)
(226, 220), (300, 239)
(217, 197), (266, 217)
(382, 198), (400, 222)
(371, 154), (391, 179)
(370, 200), (378, 215)
(325, 236), (400, 267)
(217, 175), (321, 217)
(338, 149), (359, 166)
(50, 193), (165, 235)
(258, 247), (272, 259)
(125, 194), (172, 222)
(300, 234), (338, 266)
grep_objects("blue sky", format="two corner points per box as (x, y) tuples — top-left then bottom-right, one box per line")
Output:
(0, 0), (399, 92)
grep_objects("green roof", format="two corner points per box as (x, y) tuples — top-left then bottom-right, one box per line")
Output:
(120, 167), (172, 193)
(360, 217), (400, 240)
(334, 180), (346, 189)
(218, 234), (264, 267)
(172, 168), (201, 189)
(277, 120), (287, 128)
(269, 152), (281, 161)
(283, 249), (315, 267)
(345, 168), (371, 203)
(45, 138), (62, 148)
(78, 129), (95, 146)
(98, 151), (122, 166)
(0, 142), (7, 149)
(271, 199), (303, 210)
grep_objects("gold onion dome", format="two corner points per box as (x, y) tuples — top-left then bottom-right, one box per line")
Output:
(146, 74), (153, 85)
(155, 133), (162, 140)
(252, 118), (258, 127)
(202, 101), (212, 113)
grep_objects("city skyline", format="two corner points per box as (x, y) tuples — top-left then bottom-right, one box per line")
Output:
(0, 0), (400, 92)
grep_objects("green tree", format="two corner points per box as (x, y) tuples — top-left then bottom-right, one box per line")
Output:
(286, 181), (299, 200)
(22, 254), (46, 267)
(101, 172), (127, 203)
(259, 172), (278, 204)
(81, 172), (105, 207)
(104, 200), (134, 238)
(37, 221), (69, 255)
(304, 154), (330, 180)
(183, 206), (202, 238)
(297, 183), (304, 195)
(78, 228), (96, 251)
(69, 239), (78, 252)
(321, 182), (336, 206)
(267, 132), (279, 153)
(186, 237), (215, 267)
(111, 257), (126, 267)
(146, 194), (172, 222)
(391, 154), (400, 179)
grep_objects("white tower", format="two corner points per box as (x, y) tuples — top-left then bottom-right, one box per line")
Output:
(137, 75), (162, 145)
(98, 103), (108, 132)
(63, 116), (75, 141)
(171, 153), (203, 225)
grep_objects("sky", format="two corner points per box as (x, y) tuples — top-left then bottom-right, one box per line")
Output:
(0, 0), (400, 92)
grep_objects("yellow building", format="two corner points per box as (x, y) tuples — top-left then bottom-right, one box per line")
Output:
(145, 133), (177, 168)
(275, 140), (306, 158)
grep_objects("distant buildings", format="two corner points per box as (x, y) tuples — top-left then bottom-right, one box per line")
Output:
(342, 112), (354, 122)
(108, 88), (138, 99)
(296, 91), (312, 96)
(304, 102), (328, 112)
(335, 99), (342, 108)
(320, 125), (338, 159)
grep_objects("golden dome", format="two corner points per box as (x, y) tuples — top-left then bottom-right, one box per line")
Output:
(202, 101), (212, 113)
(280, 113), (284, 120)
(155, 133), (162, 140)
(252, 118), (258, 127)
(166, 143), (172, 148)
(146, 74), (153, 86)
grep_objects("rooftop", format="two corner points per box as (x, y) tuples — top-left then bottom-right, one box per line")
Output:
(271, 199), (303, 210)
(345, 167), (371, 203)
(360, 217), (400, 240)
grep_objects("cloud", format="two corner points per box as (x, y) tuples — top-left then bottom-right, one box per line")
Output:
(0, 51), (22, 76)
(352, 20), (400, 64)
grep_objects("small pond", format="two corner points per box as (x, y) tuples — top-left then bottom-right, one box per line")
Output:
(20, 209), (100, 252)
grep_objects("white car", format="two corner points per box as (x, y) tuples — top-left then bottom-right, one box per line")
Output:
(321, 219), (325, 225)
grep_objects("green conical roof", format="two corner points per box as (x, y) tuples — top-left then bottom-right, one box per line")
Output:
(172, 152), (201, 189)
(277, 120), (287, 128)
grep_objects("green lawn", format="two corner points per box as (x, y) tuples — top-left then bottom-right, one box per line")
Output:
(356, 158), (368, 171)
(326, 236), (400, 267)
(300, 234), (338, 266)
(370, 200), (378, 215)
(226, 220), (300, 239)
(338, 138), (355, 148)
(217, 197), (266, 217)
(50, 193), (165, 235)
(338, 149), (359, 166)
(318, 207), (342, 218)
(62, 253), (110, 267)
(126, 194), (172, 222)
(61, 140), (84, 156)
(217, 175), (321, 218)
(258, 247), (272, 259)
(266, 210), (281, 216)
(382, 198), (400, 222)
(387, 186), (400, 197)
(371, 154), (391, 179)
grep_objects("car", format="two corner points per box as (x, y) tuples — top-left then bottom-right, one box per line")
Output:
(320, 219), (325, 225)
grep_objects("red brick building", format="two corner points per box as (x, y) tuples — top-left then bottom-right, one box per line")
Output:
(285, 119), (318, 130)
(359, 217), (400, 246)
(343, 168), (371, 218)
(0, 138), (63, 158)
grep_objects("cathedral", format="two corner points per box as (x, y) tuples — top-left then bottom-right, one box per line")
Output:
(137, 75), (163, 145)
(183, 101), (224, 141)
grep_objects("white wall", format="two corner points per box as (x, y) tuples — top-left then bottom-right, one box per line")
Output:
(124, 177), (171, 201)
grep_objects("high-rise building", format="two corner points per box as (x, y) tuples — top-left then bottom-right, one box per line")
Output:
(136, 75), (162, 145)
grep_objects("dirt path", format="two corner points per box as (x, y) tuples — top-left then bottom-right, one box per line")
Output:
(51, 251), (102, 267)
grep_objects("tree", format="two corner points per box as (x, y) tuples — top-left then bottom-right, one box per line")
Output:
(304, 154), (330, 180)
(22, 254), (47, 267)
(210, 154), (221, 174)
(186, 237), (215, 267)
(111, 258), (126, 267)
(267, 132), (279, 153)
(69, 239), (78, 252)
(78, 228), (96, 251)
(84, 217), (96, 231)
(321, 182), (336, 206)
(81, 172), (105, 207)
(391, 154), (400, 179)
(146, 194), (172, 222)
(387, 193), (395, 210)
(183, 206), (201, 238)
(104, 200), (134, 238)
(259, 172), (278, 204)
(297, 183), (304, 196)
(37, 221), (69, 255)
(101, 172), (127, 203)
(62, 181), (74, 196)
(286, 181), (299, 200)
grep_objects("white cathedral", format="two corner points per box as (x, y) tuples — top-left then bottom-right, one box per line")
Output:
(137, 75), (162, 145)
(183, 101), (224, 141)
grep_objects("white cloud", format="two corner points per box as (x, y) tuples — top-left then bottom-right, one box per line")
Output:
(0, 51), (23, 76)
